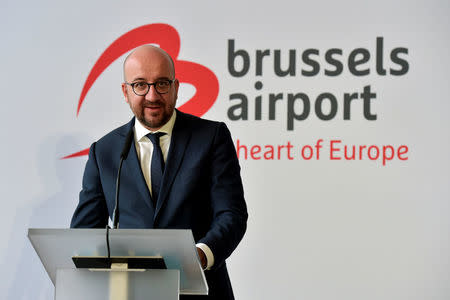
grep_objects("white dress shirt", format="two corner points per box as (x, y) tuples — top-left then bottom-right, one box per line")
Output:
(133, 112), (176, 197)
(133, 112), (214, 270)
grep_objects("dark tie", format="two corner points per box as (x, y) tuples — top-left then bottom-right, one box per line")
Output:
(147, 132), (166, 207)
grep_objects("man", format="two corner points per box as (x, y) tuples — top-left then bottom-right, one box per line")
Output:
(70, 45), (248, 299)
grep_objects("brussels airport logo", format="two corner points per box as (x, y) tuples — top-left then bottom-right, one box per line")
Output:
(64, 23), (218, 158)
(64, 24), (411, 166)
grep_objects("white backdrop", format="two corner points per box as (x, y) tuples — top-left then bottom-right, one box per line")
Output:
(1, 0), (449, 299)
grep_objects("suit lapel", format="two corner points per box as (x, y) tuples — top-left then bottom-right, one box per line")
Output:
(120, 118), (155, 213)
(154, 111), (191, 219)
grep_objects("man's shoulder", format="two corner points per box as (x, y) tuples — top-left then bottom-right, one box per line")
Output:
(96, 118), (134, 147)
(175, 111), (235, 148)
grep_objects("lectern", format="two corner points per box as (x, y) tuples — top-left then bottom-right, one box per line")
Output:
(28, 228), (208, 300)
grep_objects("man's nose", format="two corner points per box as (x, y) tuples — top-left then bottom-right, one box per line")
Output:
(145, 84), (159, 100)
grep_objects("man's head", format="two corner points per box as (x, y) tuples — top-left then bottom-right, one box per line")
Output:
(121, 45), (179, 131)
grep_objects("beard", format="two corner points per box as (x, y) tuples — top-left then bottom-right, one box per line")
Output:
(133, 99), (175, 130)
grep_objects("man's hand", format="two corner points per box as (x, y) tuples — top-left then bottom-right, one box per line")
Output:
(196, 247), (207, 270)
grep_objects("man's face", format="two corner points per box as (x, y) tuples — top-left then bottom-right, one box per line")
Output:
(122, 47), (179, 131)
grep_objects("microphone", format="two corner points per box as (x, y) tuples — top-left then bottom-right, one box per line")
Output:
(112, 127), (134, 229)
(120, 127), (135, 160)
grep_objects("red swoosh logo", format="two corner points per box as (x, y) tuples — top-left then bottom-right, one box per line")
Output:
(64, 23), (219, 159)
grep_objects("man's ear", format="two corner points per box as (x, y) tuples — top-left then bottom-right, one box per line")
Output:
(121, 83), (129, 103)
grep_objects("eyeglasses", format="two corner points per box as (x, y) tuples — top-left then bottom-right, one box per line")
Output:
(125, 79), (175, 96)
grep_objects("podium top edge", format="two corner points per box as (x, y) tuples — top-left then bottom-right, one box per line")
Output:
(28, 228), (193, 236)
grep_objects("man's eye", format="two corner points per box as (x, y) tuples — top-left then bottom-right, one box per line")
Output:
(134, 82), (147, 88)
(156, 81), (169, 87)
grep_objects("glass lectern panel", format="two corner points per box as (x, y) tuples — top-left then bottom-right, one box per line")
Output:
(56, 269), (179, 300)
(28, 228), (208, 295)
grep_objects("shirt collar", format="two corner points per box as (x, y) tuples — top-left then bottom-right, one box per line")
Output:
(134, 110), (177, 142)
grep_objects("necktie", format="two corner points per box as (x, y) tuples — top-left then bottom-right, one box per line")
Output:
(147, 132), (166, 207)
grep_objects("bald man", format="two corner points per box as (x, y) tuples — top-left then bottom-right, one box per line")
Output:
(71, 45), (248, 300)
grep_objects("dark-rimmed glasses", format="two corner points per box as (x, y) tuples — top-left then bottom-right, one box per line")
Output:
(125, 79), (175, 96)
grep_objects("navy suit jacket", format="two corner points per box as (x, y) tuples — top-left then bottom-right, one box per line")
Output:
(71, 110), (247, 299)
